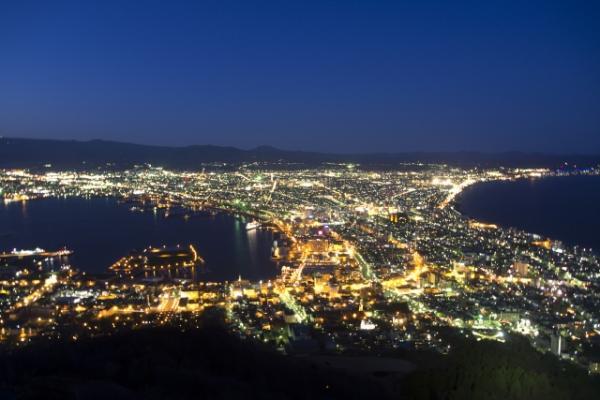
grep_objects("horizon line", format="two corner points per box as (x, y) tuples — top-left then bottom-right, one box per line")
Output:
(3, 136), (600, 157)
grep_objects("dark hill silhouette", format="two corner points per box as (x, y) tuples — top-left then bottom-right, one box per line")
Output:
(404, 333), (600, 400)
(1, 137), (599, 169)
(0, 315), (598, 399)
(0, 323), (388, 399)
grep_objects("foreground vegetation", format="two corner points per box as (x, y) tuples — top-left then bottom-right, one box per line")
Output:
(0, 315), (598, 399)
(404, 335), (600, 400)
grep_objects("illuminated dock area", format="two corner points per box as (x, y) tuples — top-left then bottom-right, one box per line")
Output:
(110, 244), (204, 272)
(0, 248), (73, 259)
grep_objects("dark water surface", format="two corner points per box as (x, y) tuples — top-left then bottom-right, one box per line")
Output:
(0, 197), (277, 280)
(457, 176), (600, 250)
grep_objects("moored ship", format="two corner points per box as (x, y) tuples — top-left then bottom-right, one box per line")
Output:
(246, 221), (260, 230)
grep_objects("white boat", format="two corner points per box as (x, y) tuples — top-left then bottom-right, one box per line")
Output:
(246, 221), (260, 230)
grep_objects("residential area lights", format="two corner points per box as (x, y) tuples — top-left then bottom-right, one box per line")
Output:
(0, 163), (599, 373)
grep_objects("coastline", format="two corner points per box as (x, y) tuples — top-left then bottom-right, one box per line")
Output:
(0, 196), (280, 279)
(452, 175), (600, 252)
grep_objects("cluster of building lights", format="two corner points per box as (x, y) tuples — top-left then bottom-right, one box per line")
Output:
(1, 163), (600, 373)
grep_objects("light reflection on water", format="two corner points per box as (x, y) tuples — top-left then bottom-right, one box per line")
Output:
(0, 197), (278, 281)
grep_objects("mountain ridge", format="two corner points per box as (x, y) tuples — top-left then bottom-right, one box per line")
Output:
(1, 137), (599, 170)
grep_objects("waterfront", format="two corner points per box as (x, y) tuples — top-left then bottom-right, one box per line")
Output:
(0, 197), (277, 280)
(457, 175), (600, 251)
(2, 166), (600, 373)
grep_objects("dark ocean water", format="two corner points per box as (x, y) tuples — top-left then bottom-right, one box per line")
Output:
(0, 197), (277, 280)
(457, 175), (600, 251)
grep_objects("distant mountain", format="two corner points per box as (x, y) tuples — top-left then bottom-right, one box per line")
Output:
(1, 137), (599, 170)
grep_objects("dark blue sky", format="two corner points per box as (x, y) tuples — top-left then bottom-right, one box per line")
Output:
(1, 0), (599, 153)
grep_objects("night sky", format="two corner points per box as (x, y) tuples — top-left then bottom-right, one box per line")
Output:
(1, 0), (599, 153)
